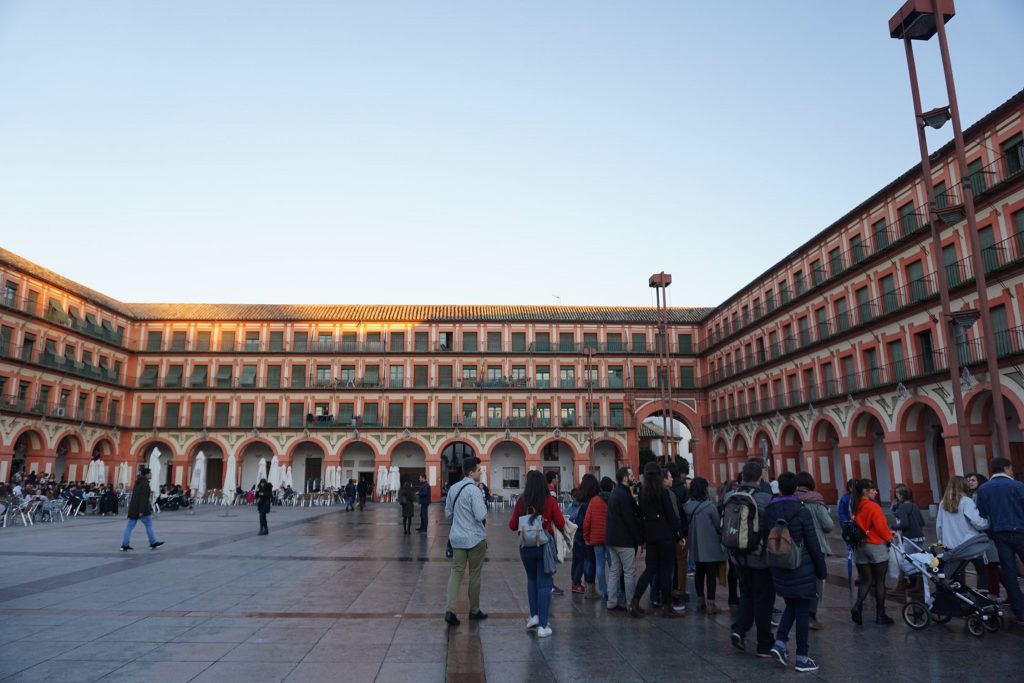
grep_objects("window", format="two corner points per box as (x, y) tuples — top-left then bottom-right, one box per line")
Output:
(291, 364), (306, 388)
(606, 333), (623, 352)
(856, 286), (872, 324)
(822, 362), (836, 396)
(316, 364), (332, 385)
(934, 180), (950, 208)
(880, 275), (897, 313)
(189, 402), (206, 428)
(214, 403), (230, 427)
(413, 403), (428, 427)
(338, 402), (354, 425)
(631, 333), (646, 352)
(289, 403), (305, 427)
(245, 332), (260, 352)
(679, 366), (694, 389)
(3, 282), (15, 307)
(1002, 133), (1023, 177)
(898, 201), (918, 236)
(340, 365), (355, 384)
(906, 260), (927, 301)
(966, 158), (986, 196)
(266, 365), (281, 388)
(438, 331), (453, 351)
(415, 331), (429, 351)
(798, 317), (810, 347)
(140, 364), (159, 388)
(583, 333), (598, 351)
(487, 331), (502, 352)
(678, 333), (693, 354)
(889, 340), (906, 381)
(842, 355), (857, 393)
(462, 403), (477, 427)
(815, 308), (828, 340)
(438, 365), (453, 387)
(943, 244), (964, 287)
(240, 365), (257, 388)
(633, 365), (648, 388)
(438, 403), (453, 427)
(315, 332), (332, 352)
(535, 403), (551, 427)
(146, 331), (163, 351)
(828, 247), (843, 277)
(139, 403), (155, 428)
(190, 364), (208, 387)
(165, 364), (183, 387)
(486, 365), (502, 383)
(535, 364), (550, 388)
(917, 330), (936, 374)
(26, 289), (38, 315)
(365, 332), (381, 350)
(263, 402), (280, 428)
(873, 219), (889, 251)
(388, 403), (404, 428)
(609, 403), (624, 428)
(811, 260), (823, 286)
(196, 330), (211, 351)
(216, 364), (233, 388)
(388, 365), (404, 388)
(559, 333), (574, 352)
(560, 404), (576, 427)
(978, 225), (998, 273)
(413, 365), (428, 388)
(362, 403), (378, 426)
(487, 403), (502, 427)
(389, 332), (405, 352)
(991, 304), (1011, 357)
(864, 348), (880, 387)
(511, 403), (527, 426)
(463, 332), (478, 352)
(220, 331), (235, 352)
(269, 331), (284, 352)
(164, 402), (180, 428)
(462, 365), (478, 385)
(850, 234), (865, 263)
(293, 332), (308, 352)
(835, 297), (850, 331)
(793, 270), (805, 295)
(340, 332), (356, 352)
(779, 280), (791, 304)
(502, 467), (521, 490)
(239, 403), (255, 428)
(608, 365), (624, 388)
(363, 365), (380, 385)
(559, 366), (575, 388)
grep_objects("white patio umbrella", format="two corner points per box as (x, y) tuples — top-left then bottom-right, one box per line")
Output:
(256, 457), (268, 487)
(388, 465), (400, 493)
(222, 453), (238, 505)
(268, 455), (282, 489)
(328, 466), (339, 489)
(191, 451), (207, 496)
(480, 464), (488, 488)
(97, 460), (108, 484)
(119, 461), (131, 487)
(284, 465), (293, 489)
(84, 459), (96, 484)
(376, 465), (388, 497)
(148, 447), (163, 499)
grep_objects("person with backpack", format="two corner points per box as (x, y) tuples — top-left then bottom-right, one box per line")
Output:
(443, 457), (488, 626)
(509, 469), (566, 638)
(633, 462), (685, 618)
(583, 477), (614, 602)
(605, 466), (644, 617)
(683, 477), (727, 614)
(765, 472), (827, 673)
(850, 478), (894, 626)
(794, 471), (833, 630)
(570, 474), (599, 597)
(725, 460), (775, 658)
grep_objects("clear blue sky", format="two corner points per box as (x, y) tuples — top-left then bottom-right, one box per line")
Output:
(1, 1), (1021, 308)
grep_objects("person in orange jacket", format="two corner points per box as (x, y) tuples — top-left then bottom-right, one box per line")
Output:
(850, 478), (894, 625)
(583, 477), (615, 602)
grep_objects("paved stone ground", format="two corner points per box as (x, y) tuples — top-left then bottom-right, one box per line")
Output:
(0, 502), (1019, 682)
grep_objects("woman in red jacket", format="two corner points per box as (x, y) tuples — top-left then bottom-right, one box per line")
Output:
(583, 477), (614, 602)
(510, 470), (566, 638)
(850, 478), (894, 625)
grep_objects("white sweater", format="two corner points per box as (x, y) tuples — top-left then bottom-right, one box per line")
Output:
(936, 496), (988, 550)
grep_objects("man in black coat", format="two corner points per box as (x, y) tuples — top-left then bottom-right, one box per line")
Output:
(727, 460), (775, 658)
(605, 467), (644, 617)
(121, 467), (164, 551)
(416, 475), (430, 532)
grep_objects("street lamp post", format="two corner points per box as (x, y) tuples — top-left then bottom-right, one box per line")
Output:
(889, 0), (1012, 464)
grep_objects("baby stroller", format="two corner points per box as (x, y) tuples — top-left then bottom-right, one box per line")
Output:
(893, 535), (1004, 636)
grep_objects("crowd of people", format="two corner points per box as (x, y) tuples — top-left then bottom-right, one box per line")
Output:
(1, 470), (126, 519)
(437, 454), (1024, 673)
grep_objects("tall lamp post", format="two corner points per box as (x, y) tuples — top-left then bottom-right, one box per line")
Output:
(889, 0), (1012, 465)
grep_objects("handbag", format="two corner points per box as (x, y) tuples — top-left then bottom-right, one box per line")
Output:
(445, 482), (471, 559)
(542, 536), (558, 575)
(887, 535), (903, 580)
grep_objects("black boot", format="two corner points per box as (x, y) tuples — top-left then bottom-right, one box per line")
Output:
(851, 600), (863, 625)
(875, 612), (894, 625)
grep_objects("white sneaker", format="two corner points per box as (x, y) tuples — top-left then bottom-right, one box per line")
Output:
(526, 615), (539, 629)
(536, 626), (553, 638)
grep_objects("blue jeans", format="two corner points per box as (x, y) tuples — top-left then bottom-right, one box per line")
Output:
(775, 596), (811, 657)
(521, 545), (553, 627)
(571, 537), (596, 585)
(122, 515), (157, 547)
(992, 530), (1024, 619)
(418, 504), (428, 530)
(594, 545), (609, 599)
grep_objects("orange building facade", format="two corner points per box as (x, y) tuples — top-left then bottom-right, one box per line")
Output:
(2, 89), (1024, 504)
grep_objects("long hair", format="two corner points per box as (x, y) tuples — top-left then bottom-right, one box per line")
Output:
(942, 475), (968, 514)
(640, 461), (663, 507)
(575, 473), (599, 502)
(689, 476), (710, 502)
(851, 478), (876, 514)
(521, 470), (549, 522)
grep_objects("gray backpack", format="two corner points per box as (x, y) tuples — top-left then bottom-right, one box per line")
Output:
(766, 518), (801, 570)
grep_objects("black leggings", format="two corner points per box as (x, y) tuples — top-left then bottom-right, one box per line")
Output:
(855, 561), (888, 612)
(695, 561), (718, 600)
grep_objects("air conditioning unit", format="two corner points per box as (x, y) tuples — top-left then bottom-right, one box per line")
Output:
(55, 407), (66, 417)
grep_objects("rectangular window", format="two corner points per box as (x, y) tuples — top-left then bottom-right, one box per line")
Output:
(811, 260), (824, 286)
(779, 280), (790, 304)
(25, 289), (38, 315)
(798, 317), (810, 347)
(679, 366), (694, 389)
(316, 364), (332, 385)
(220, 331), (235, 352)
(338, 332), (355, 352)
(765, 288), (776, 311)
(263, 402), (280, 428)
(413, 365), (428, 388)
(633, 365), (648, 388)
(486, 365), (502, 383)
(487, 403), (502, 427)
(906, 260), (927, 302)
(241, 331), (258, 352)
(414, 331), (429, 352)
(535, 364), (550, 388)
(559, 366), (575, 388)
(189, 402), (206, 428)
(269, 331), (284, 352)
(487, 331), (502, 352)
(793, 270), (805, 295)
(165, 364), (183, 387)
(606, 333), (623, 352)
(822, 362), (836, 396)
(880, 275), (898, 313)
(856, 286), (872, 324)
(264, 364), (281, 388)
(3, 282), (16, 308)
(314, 332), (332, 352)
(462, 331), (478, 352)
(438, 403), (453, 427)
(240, 364), (257, 388)
(560, 404), (576, 427)
(189, 364), (208, 387)
(828, 247), (843, 277)
(979, 225), (998, 273)
(171, 331), (187, 351)
(864, 348), (880, 388)
(815, 308), (829, 340)
(214, 402), (230, 427)
(438, 331), (453, 351)
(289, 402), (305, 427)
(438, 365), (453, 387)
(583, 333), (598, 351)
(678, 333), (693, 354)
(850, 234), (865, 263)
(340, 365), (355, 384)
(216, 364), (233, 388)
(362, 403), (378, 426)
(943, 244), (965, 287)
(842, 355), (857, 393)
(873, 219), (889, 251)
(934, 180), (950, 209)
(608, 365), (624, 388)
(991, 305), (1011, 357)
(535, 403), (551, 427)
(388, 402), (404, 428)
(363, 365), (379, 385)
(610, 403), (624, 428)
(966, 158), (986, 196)
(835, 297), (849, 331)
(365, 332), (381, 350)
(293, 332), (308, 352)
(239, 403), (254, 428)
(413, 403), (428, 428)
(146, 331), (162, 352)
(898, 201), (918, 236)
(389, 331), (405, 352)
(889, 340), (906, 381)
(337, 402), (354, 425)
(291, 364), (306, 388)
(461, 403), (477, 427)
(140, 364), (159, 388)
(139, 403), (155, 428)
(502, 467), (521, 489)
(511, 403), (527, 427)
(389, 364), (405, 388)
(164, 402), (180, 428)
(559, 332), (575, 352)
(1002, 133), (1023, 176)
(803, 368), (816, 402)
(631, 333), (646, 352)
(196, 331), (211, 351)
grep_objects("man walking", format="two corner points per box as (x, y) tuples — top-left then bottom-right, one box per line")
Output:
(121, 467), (164, 551)
(443, 457), (489, 626)
(975, 456), (1024, 624)
(606, 466), (644, 617)
(726, 460), (775, 658)
(344, 479), (356, 511)
(416, 474), (431, 532)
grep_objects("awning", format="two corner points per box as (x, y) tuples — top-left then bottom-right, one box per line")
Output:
(140, 365), (159, 385)
(240, 366), (257, 386)
(101, 319), (114, 331)
(165, 365), (182, 385)
(85, 312), (98, 326)
(216, 365), (233, 385)
(190, 365), (208, 386)
(44, 339), (57, 355)
(47, 300), (68, 324)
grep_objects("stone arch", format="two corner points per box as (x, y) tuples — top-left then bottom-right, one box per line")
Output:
(592, 438), (622, 482)
(713, 436), (729, 457)
(191, 439), (228, 491)
(896, 397), (952, 436)
(289, 440), (326, 493)
(633, 399), (699, 434)
(895, 399), (951, 505)
(778, 423), (803, 475)
(285, 436), (331, 463)
(489, 440), (527, 497)
(440, 440), (479, 490)
(536, 437), (578, 491)
(962, 389), (1024, 473)
(136, 440), (175, 487)
(388, 440), (427, 487)
(849, 406), (889, 441)
(732, 433), (749, 455)
(809, 415), (842, 446)
(54, 433), (85, 482)
(9, 427), (46, 480)
(9, 426), (47, 453)
(340, 440), (378, 489)
(90, 436), (115, 459)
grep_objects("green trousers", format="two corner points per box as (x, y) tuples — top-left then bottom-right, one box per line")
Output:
(446, 539), (487, 614)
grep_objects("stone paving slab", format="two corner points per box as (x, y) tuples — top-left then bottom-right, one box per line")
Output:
(0, 502), (1019, 682)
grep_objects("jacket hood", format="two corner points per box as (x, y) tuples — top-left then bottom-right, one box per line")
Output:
(598, 491), (611, 502)
(795, 486), (826, 505)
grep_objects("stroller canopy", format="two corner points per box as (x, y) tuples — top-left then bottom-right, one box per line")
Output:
(944, 535), (992, 563)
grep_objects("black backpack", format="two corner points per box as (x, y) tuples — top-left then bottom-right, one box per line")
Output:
(721, 490), (760, 555)
(841, 519), (867, 546)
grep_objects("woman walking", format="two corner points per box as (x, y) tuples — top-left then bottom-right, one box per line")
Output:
(683, 477), (727, 614)
(398, 480), (415, 534)
(509, 470), (566, 638)
(794, 471), (833, 629)
(891, 485), (926, 596)
(583, 477), (614, 602)
(634, 463), (685, 618)
(256, 478), (273, 535)
(850, 478), (894, 625)
(570, 474), (600, 597)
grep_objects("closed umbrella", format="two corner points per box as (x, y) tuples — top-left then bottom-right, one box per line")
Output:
(388, 466), (400, 493)
(282, 465), (292, 490)
(97, 460), (108, 484)
(148, 447), (163, 499)
(376, 465), (388, 498)
(480, 464), (487, 488)
(191, 451), (207, 496)
(118, 461), (130, 487)
(328, 466), (338, 489)
(256, 457), (268, 487)
(268, 455), (282, 489)
(223, 454), (238, 505)
(85, 459), (96, 484)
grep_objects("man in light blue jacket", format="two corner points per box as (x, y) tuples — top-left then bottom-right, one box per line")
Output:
(444, 456), (489, 626)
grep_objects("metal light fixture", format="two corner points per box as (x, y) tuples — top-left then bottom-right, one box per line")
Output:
(949, 308), (981, 329)
(888, 0), (955, 40)
(933, 202), (966, 225)
(919, 105), (952, 129)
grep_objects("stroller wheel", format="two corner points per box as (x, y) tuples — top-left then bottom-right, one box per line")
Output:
(984, 614), (1003, 633)
(931, 612), (952, 624)
(966, 615), (986, 637)
(902, 601), (931, 630)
